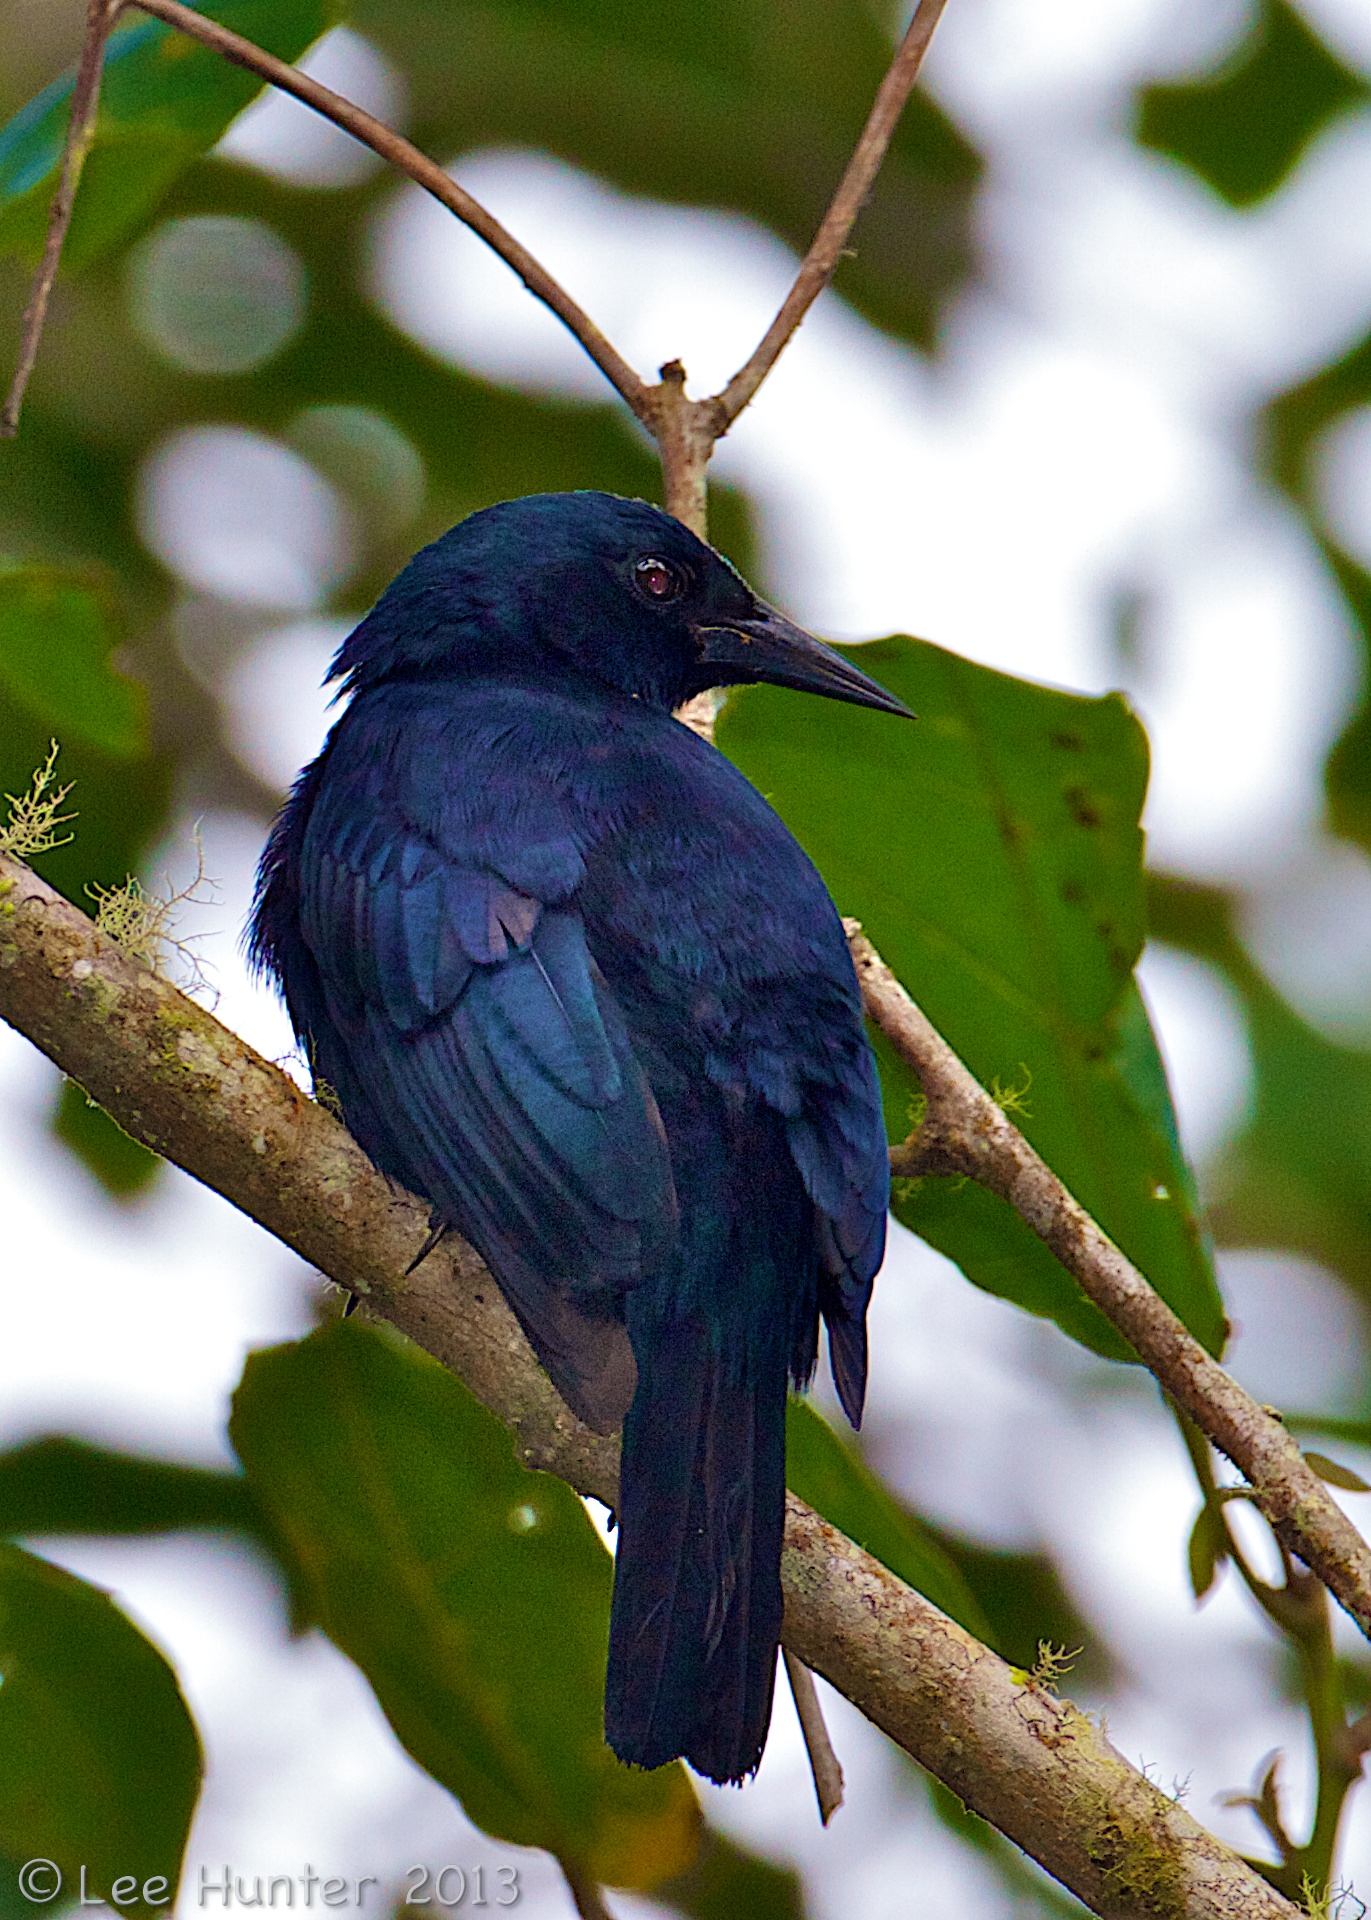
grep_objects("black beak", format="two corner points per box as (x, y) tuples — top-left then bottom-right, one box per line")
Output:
(695, 604), (914, 719)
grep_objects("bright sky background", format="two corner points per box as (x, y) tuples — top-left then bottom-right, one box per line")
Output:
(10, 1), (1371, 1912)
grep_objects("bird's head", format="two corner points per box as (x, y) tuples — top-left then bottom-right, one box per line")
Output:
(330, 491), (910, 719)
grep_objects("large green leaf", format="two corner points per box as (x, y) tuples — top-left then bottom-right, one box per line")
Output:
(1135, 0), (1367, 208)
(0, 565), (145, 755)
(785, 1399), (991, 1641)
(0, 1), (331, 269)
(230, 1322), (700, 1893)
(0, 1544), (201, 1916)
(718, 636), (1224, 1359)
(352, 0), (980, 351)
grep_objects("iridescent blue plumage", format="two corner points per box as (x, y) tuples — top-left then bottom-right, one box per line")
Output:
(251, 492), (903, 1782)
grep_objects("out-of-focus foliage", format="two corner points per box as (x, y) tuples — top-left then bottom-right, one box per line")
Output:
(230, 1321), (702, 1893)
(1149, 875), (1371, 1305)
(0, 2), (333, 267)
(720, 637), (1224, 1363)
(786, 1397), (991, 1638)
(349, 0), (979, 350)
(0, 1544), (202, 1916)
(0, 1433), (262, 1536)
(1266, 334), (1371, 858)
(1135, 0), (1368, 207)
(655, 1830), (806, 1920)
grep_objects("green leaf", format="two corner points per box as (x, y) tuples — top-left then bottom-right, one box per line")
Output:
(718, 635), (1223, 1359)
(1187, 1501), (1228, 1600)
(0, 1544), (202, 1915)
(1135, 0), (1367, 208)
(0, 1436), (263, 1539)
(656, 1829), (805, 1920)
(0, 566), (144, 755)
(352, 0), (981, 350)
(784, 1399), (992, 1641)
(229, 1322), (700, 1892)
(1303, 1452), (1371, 1493)
(51, 1081), (162, 1201)
(0, 2), (331, 269)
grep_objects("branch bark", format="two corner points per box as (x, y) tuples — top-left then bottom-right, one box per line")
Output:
(0, 863), (1300, 1920)
(847, 923), (1371, 1651)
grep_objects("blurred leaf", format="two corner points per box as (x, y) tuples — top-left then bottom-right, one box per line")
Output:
(0, 696), (171, 908)
(230, 1321), (700, 1892)
(925, 1777), (1090, 1916)
(1148, 872), (1371, 1303)
(51, 1080), (162, 1199)
(0, 1543), (201, 1915)
(1303, 1451), (1371, 1492)
(926, 1529), (1108, 1686)
(1135, 0), (1367, 208)
(785, 1398), (992, 1641)
(0, 1), (331, 270)
(656, 1829), (805, 1920)
(0, 1435), (262, 1538)
(0, 564), (145, 753)
(1187, 1501), (1228, 1600)
(1263, 331), (1371, 858)
(352, 0), (981, 351)
(719, 636), (1223, 1361)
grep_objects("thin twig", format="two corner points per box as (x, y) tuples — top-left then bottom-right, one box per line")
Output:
(124, 0), (655, 427)
(714, 0), (950, 427)
(783, 1649), (844, 1823)
(1, 0), (124, 437)
(846, 923), (1371, 1650)
(0, 850), (1303, 1917)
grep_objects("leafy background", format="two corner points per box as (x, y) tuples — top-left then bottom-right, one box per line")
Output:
(4, 0), (1371, 1911)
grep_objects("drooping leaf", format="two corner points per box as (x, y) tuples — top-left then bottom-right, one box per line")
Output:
(351, 0), (980, 351)
(0, 1436), (263, 1539)
(1187, 1501), (1228, 1600)
(784, 1398), (991, 1641)
(230, 1322), (700, 1893)
(1135, 0), (1367, 208)
(0, 1544), (201, 1916)
(719, 636), (1223, 1360)
(0, 1), (332, 269)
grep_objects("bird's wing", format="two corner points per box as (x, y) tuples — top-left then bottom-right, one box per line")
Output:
(300, 805), (676, 1431)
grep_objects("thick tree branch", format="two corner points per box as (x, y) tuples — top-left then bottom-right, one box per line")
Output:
(846, 923), (1371, 1651)
(0, 0), (124, 437)
(0, 851), (1301, 1919)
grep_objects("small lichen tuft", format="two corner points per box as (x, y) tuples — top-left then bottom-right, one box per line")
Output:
(0, 742), (76, 859)
(87, 829), (217, 994)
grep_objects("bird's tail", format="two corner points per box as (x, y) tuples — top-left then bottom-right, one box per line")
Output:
(604, 1303), (787, 1784)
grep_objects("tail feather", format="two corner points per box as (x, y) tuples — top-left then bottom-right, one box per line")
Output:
(604, 1310), (786, 1784)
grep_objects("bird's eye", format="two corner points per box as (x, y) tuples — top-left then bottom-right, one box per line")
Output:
(633, 555), (686, 602)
